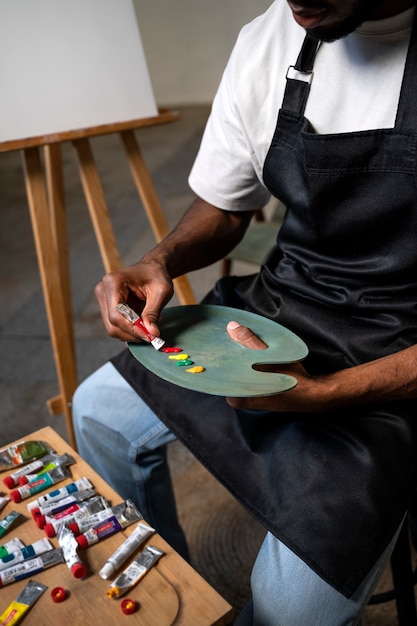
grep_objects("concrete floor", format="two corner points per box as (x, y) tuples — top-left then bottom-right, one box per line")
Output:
(0, 105), (414, 623)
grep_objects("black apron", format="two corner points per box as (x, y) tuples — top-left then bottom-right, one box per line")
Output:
(112, 17), (417, 598)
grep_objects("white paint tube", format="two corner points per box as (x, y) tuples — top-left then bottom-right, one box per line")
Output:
(0, 538), (53, 571)
(58, 524), (86, 579)
(29, 487), (97, 523)
(26, 476), (93, 511)
(10, 465), (72, 503)
(0, 548), (64, 587)
(0, 538), (25, 560)
(106, 545), (164, 599)
(99, 521), (155, 579)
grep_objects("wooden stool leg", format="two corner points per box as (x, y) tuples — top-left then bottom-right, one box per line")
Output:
(22, 147), (78, 448)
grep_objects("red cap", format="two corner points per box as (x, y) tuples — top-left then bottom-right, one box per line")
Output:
(35, 514), (46, 529)
(68, 522), (80, 535)
(3, 476), (15, 489)
(121, 599), (138, 615)
(44, 523), (56, 538)
(30, 507), (41, 519)
(76, 534), (88, 549)
(71, 562), (86, 579)
(18, 476), (29, 486)
(10, 490), (21, 503)
(51, 587), (67, 603)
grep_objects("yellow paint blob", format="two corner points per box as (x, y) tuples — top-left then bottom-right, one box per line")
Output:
(186, 365), (205, 374)
(168, 353), (189, 360)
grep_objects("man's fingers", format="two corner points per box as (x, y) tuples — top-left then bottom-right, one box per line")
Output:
(226, 320), (268, 350)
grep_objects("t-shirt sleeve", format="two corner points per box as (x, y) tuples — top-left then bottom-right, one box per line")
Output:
(188, 46), (270, 212)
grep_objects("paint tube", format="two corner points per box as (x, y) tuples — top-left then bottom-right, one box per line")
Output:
(0, 538), (25, 560)
(26, 476), (93, 512)
(0, 495), (10, 512)
(58, 524), (86, 579)
(0, 579), (47, 625)
(99, 521), (155, 579)
(0, 538), (53, 571)
(17, 453), (75, 486)
(0, 548), (64, 587)
(43, 495), (110, 538)
(30, 488), (97, 527)
(0, 512), (21, 539)
(107, 545), (164, 598)
(0, 441), (50, 472)
(9, 465), (71, 503)
(2, 452), (74, 489)
(73, 500), (142, 548)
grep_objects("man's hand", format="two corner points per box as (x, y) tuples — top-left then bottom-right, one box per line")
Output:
(94, 259), (174, 344)
(226, 320), (328, 413)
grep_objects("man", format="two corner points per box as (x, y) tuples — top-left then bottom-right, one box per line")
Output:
(73, 0), (417, 623)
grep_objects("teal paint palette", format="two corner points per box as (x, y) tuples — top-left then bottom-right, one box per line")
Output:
(128, 305), (308, 397)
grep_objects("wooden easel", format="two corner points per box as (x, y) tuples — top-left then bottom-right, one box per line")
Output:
(0, 111), (196, 448)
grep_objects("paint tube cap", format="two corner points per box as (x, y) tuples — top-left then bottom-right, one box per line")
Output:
(35, 514), (47, 529)
(76, 534), (88, 550)
(18, 476), (29, 486)
(99, 562), (115, 580)
(9, 490), (21, 503)
(30, 506), (41, 519)
(71, 561), (86, 579)
(3, 475), (15, 489)
(68, 522), (80, 535)
(121, 599), (138, 615)
(44, 523), (57, 538)
(51, 587), (67, 603)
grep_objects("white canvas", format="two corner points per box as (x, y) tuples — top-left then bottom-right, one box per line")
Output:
(0, 0), (158, 142)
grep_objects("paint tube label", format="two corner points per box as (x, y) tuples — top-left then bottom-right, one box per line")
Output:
(27, 476), (93, 510)
(0, 441), (49, 471)
(30, 487), (97, 519)
(44, 495), (110, 537)
(10, 465), (71, 502)
(0, 538), (53, 571)
(0, 579), (47, 625)
(2, 460), (45, 489)
(76, 499), (143, 548)
(0, 549), (64, 587)
(99, 522), (155, 579)
(0, 512), (21, 539)
(107, 545), (164, 598)
(0, 539), (25, 560)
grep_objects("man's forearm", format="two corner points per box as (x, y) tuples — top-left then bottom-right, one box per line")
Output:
(142, 197), (254, 279)
(322, 343), (417, 409)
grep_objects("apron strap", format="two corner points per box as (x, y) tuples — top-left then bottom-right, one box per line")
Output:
(282, 35), (321, 115)
(395, 7), (417, 129)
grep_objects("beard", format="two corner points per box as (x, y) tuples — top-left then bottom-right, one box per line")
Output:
(307, 0), (388, 42)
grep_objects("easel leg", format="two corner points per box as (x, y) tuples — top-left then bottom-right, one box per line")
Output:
(22, 147), (78, 448)
(73, 138), (122, 273)
(120, 130), (196, 305)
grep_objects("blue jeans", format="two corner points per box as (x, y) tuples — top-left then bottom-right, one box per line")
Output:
(72, 361), (400, 625)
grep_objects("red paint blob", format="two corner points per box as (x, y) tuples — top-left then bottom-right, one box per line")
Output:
(161, 347), (183, 353)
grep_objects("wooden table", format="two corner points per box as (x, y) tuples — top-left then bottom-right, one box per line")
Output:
(0, 427), (233, 625)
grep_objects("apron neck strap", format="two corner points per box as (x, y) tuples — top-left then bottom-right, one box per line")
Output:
(395, 7), (417, 129)
(282, 35), (321, 115)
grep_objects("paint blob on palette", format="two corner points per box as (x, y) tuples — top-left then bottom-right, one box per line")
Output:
(162, 347), (205, 374)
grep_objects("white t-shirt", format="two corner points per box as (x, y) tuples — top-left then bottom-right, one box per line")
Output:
(188, 1), (414, 211)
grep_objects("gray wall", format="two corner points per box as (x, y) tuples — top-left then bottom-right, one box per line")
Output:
(134, 1), (272, 106)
